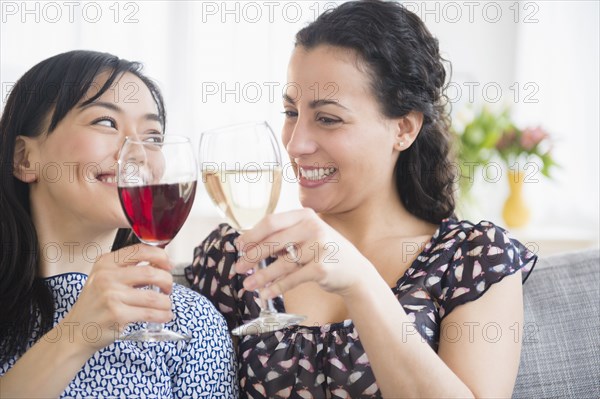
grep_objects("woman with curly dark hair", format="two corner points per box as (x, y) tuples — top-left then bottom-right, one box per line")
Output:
(186, 1), (536, 397)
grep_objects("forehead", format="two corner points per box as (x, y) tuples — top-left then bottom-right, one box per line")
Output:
(286, 45), (373, 102)
(82, 71), (158, 113)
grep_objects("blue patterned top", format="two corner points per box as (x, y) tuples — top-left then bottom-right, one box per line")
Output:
(1, 273), (239, 398)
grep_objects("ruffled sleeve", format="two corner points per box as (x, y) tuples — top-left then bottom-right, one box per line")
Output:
(433, 220), (537, 319)
(185, 223), (243, 330)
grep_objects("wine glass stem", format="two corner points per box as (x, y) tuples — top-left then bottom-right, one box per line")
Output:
(257, 259), (278, 314)
(147, 243), (168, 333)
(147, 285), (163, 332)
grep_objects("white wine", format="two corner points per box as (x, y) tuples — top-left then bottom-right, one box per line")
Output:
(203, 168), (282, 231)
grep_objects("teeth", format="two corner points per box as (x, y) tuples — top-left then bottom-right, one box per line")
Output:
(98, 175), (116, 184)
(299, 167), (337, 181)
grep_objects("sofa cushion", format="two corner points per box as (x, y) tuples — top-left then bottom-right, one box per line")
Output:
(513, 248), (600, 398)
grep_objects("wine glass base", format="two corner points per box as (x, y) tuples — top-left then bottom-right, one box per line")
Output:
(119, 328), (191, 342)
(231, 312), (306, 336)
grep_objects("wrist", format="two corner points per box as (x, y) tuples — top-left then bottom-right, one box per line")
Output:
(50, 320), (100, 360)
(340, 265), (386, 303)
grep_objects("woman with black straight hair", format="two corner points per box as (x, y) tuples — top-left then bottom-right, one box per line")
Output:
(0, 50), (237, 398)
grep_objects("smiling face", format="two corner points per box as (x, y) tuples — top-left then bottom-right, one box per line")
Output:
(282, 45), (403, 215)
(22, 71), (163, 231)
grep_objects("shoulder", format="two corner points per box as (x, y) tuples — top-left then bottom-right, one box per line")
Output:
(168, 284), (237, 386)
(419, 219), (511, 270)
(447, 219), (536, 270)
(187, 224), (239, 280)
(426, 219), (537, 318)
(193, 223), (239, 257)
(186, 223), (240, 289)
(170, 283), (231, 336)
(431, 219), (535, 265)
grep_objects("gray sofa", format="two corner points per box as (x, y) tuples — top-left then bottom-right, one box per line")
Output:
(513, 248), (599, 398)
(174, 248), (600, 398)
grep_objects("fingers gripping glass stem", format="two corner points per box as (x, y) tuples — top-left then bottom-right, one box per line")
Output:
(231, 256), (306, 336)
(199, 121), (305, 336)
(117, 134), (197, 342)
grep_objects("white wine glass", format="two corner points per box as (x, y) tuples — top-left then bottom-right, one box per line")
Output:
(199, 121), (306, 336)
(117, 133), (197, 341)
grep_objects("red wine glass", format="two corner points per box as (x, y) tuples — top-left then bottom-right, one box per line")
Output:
(117, 133), (197, 341)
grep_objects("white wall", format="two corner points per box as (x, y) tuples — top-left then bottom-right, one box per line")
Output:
(1, 1), (598, 263)
(512, 1), (599, 233)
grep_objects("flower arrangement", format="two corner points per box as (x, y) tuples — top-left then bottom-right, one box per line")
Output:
(453, 106), (557, 196)
(495, 125), (556, 177)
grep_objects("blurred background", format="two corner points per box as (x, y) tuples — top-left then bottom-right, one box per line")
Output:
(1, 0), (598, 263)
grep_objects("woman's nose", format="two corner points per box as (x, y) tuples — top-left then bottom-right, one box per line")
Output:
(114, 125), (138, 159)
(285, 119), (318, 159)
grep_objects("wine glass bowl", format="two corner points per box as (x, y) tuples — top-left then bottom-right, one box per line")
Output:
(117, 133), (197, 341)
(199, 121), (306, 336)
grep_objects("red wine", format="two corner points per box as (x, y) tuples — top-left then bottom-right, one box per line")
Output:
(119, 181), (196, 245)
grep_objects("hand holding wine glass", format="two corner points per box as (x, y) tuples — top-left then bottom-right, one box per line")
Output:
(199, 121), (305, 336)
(233, 208), (375, 299)
(117, 133), (197, 341)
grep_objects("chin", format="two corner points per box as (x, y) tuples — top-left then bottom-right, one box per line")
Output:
(108, 212), (131, 230)
(299, 196), (326, 214)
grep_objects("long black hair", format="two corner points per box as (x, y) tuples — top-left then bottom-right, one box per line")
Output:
(296, 0), (456, 223)
(0, 50), (165, 362)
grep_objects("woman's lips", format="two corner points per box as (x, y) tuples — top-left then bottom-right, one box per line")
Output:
(297, 166), (338, 188)
(96, 174), (117, 185)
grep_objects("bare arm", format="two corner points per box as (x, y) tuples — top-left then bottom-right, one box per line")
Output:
(345, 269), (522, 398)
(343, 265), (472, 398)
(437, 271), (523, 398)
(0, 324), (97, 398)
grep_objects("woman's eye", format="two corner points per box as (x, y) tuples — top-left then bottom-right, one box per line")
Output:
(92, 117), (117, 129)
(144, 134), (164, 143)
(317, 116), (341, 125)
(282, 110), (298, 118)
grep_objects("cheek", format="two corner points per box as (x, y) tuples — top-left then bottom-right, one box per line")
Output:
(46, 133), (97, 158)
(76, 136), (119, 163)
(45, 137), (116, 182)
(342, 139), (390, 177)
(147, 151), (166, 181)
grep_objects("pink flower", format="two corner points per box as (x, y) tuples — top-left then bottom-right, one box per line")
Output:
(520, 126), (548, 151)
(496, 129), (517, 151)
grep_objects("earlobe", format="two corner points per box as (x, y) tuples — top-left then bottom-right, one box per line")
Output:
(13, 136), (38, 183)
(394, 111), (424, 151)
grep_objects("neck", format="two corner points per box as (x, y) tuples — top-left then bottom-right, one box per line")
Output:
(30, 201), (117, 278)
(319, 186), (436, 249)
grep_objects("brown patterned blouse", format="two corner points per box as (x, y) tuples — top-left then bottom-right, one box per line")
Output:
(185, 219), (537, 398)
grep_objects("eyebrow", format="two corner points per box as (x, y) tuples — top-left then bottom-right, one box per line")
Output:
(79, 101), (162, 123)
(283, 94), (349, 111)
